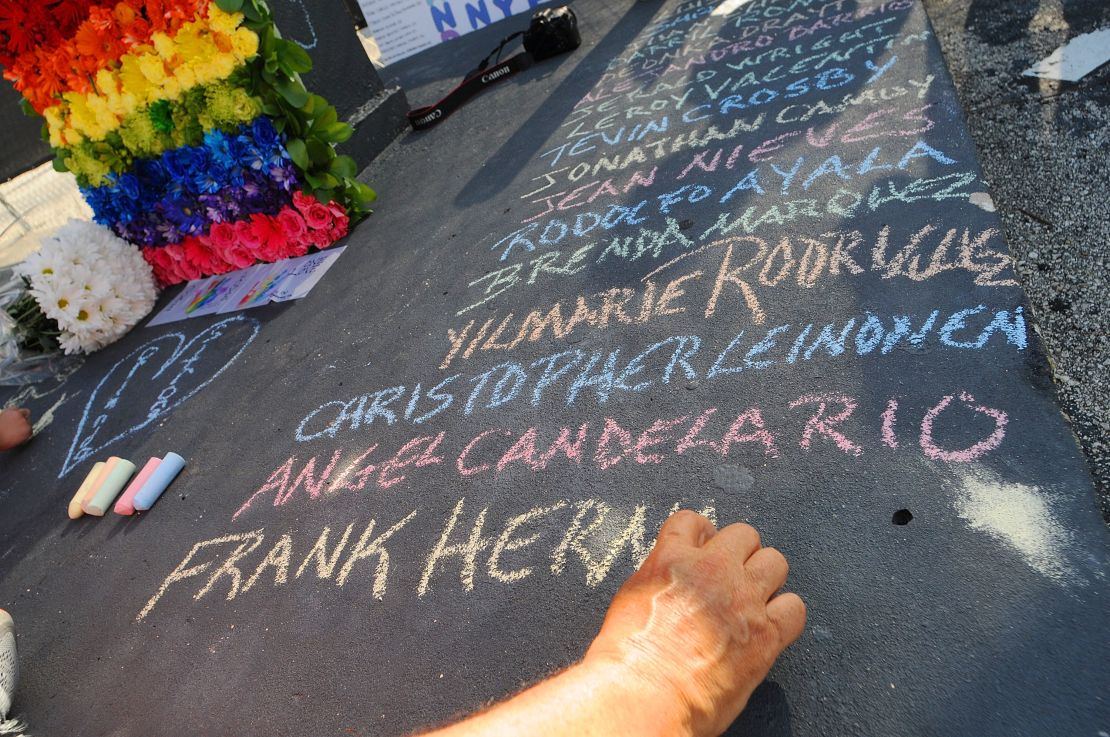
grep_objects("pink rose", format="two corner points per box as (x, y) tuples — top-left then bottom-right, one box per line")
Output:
(325, 200), (346, 218)
(276, 208), (307, 242)
(224, 241), (257, 269)
(309, 227), (332, 248)
(142, 247), (178, 286)
(329, 212), (350, 240)
(235, 218), (264, 252)
(171, 245), (202, 281)
(206, 221), (237, 251)
(292, 190), (316, 215)
(304, 202), (332, 230)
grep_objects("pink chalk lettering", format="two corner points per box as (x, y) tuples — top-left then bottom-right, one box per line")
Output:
(919, 391), (1008, 462)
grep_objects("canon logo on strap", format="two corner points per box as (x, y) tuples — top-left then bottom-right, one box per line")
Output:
(415, 109), (443, 125)
(481, 67), (511, 83)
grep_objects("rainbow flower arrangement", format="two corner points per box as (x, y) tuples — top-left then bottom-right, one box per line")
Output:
(2, 0), (375, 286)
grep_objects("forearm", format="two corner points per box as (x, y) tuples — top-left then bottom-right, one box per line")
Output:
(417, 657), (694, 737)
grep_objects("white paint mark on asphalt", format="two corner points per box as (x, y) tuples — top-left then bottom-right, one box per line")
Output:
(969, 192), (996, 212)
(954, 468), (1075, 584)
(1023, 27), (1110, 82)
(711, 0), (755, 17)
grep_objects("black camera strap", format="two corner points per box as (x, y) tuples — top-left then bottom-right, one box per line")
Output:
(407, 49), (534, 131)
(407, 6), (579, 131)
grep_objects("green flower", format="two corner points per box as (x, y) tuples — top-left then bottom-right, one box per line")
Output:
(149, 99), (174, 133)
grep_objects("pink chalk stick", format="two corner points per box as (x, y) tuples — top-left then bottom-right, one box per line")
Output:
(81, 457), (120, 506)
(114, 457), (162, 516)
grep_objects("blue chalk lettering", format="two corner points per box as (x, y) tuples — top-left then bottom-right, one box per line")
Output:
(488, 364), (528, 408)
(720, 170), (765, 202)
(530, 349), (584, 405)
(976, 307), (1027, 350)
(804, 319), (857, 360)
(414, 374), (461, 424)
(295, 400), (350, 442)
(663, 335), (701, 383)
(786, 324), (813, 363)
(881, 316), (911, 354)
(803, 155), (850, 190)
(707, 331), (747, 379)
(898, 140), (956, 169)
(567, 350), (621, 405)
(855, 314), (885, 355)
(939, 305), (987, 348)
(771, 157), (805, 194)
(909, 310), (939, 346)
(745, 324), (790, 369)
(364, 386), (406, 426)
(466, 364), (511, 415)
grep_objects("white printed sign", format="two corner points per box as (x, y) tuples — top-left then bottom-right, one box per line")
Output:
(357, 0), (548, 65)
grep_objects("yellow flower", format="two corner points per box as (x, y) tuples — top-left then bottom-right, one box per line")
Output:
(206, 6), (244, 35)
(44, 107), (67, 147)
(139, 56), (168, 85)
(151, 32), (176, 60)
(232, 28), (259, 59)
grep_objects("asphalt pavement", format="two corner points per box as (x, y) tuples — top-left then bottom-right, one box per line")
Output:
(922, 0), (1110, 522)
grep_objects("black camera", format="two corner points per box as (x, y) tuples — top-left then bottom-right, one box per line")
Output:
(523, 7), (581, 61)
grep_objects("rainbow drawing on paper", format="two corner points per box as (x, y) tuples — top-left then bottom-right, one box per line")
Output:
(185, 277), (233, 315)
(238, 268), (290, 308)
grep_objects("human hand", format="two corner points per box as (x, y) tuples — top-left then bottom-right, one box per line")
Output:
(0, 407), (33, 450)
(584, 511), (806, 737)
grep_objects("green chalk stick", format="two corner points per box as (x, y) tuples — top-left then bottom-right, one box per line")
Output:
(82, 458), (136, 516)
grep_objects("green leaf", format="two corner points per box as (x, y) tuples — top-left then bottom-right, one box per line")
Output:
(241, 0), (263, 22)
(273, 76), (308, 108)
(19, 98), (37, 117)
(277, 40), (313, 74)
(214, 0), (244, 11)
(305, 138), (333, 166)
(320, 121), (353, 143)
(351, 181), (377, 204)
(329, 156), (356, 179)
(52, 156), (69, 173)
(285, 138), (310, 170)
(313, 105), (338, 129)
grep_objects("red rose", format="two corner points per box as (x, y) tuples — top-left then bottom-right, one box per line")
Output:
(207, 221), (237, 251)
(171, 245), (202, 281)
(292, 190), (316, 215)
(330, 212), (350, 239)
(276, 208), (307, 242)
(235, 218), (264, 252)
(143, 247), (178, 286)
(224, 242), (257, 269)
(304, 202), (332, 230)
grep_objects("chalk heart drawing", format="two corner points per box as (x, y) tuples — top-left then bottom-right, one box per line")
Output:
(59, 315), (261, 478)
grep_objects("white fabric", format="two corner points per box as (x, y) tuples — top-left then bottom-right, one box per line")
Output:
(0, 620), (17, 721)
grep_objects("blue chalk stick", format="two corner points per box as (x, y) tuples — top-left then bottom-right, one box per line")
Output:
(132, 452), (186, 511)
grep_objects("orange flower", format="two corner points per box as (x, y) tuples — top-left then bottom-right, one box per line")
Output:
(5, 0), (207, 112)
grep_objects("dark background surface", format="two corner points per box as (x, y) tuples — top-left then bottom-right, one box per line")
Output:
(0, 84), (50, 183)
(1, 1), (1109, 736)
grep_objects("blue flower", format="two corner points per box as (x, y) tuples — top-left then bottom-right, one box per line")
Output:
(250, 117), (278, 147)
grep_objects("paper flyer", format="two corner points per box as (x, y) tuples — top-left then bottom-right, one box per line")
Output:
(146, 248), (346, 326)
